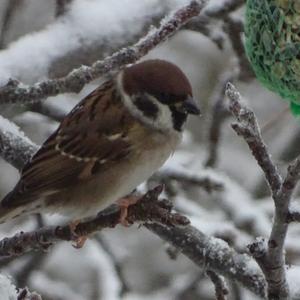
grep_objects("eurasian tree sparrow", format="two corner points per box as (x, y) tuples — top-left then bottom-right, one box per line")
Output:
(0, 59), (200, 224)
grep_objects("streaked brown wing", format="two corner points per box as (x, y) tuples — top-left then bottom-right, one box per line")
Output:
(3, 80), (133, 208)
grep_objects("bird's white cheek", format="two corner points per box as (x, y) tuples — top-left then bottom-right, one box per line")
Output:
(154, 102), (174, 131)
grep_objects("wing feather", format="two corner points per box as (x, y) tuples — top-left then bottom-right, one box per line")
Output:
(2, 80), (133, 208)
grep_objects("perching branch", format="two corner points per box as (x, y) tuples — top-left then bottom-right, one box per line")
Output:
(0, 185), (189, 257)
(226, 83), (300, 300)
(203, 0), (245, 18)
(0, 0), (206, 105)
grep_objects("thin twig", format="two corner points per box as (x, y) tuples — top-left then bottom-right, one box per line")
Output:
(0, 0), (23, 49)
(153, 168), (224, 193)
(185, 0), (246, 50)
(175, 273), (204, 300)
(55, 0), (72, 18)
(17, 287), (42, 300)
(205, 72), (233, 168)
(206, 270), (229, 300)
(203, 0), (245, 18)
(15, 215), (47, 288)
(222, 16), (254, 81)
(226, 83), (283, 196)
(147, 223), (266, 297)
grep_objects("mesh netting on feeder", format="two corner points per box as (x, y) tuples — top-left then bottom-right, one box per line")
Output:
(245, 0), (300, 115)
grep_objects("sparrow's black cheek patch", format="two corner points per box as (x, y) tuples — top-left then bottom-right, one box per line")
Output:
(133, 95), (159, 119)
(170, 107), (187, 132)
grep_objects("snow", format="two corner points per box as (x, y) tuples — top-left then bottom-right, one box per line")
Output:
(0, 0), (186, 85)
(0, 115), (33, 142)
(30, 240), (121, 300)
(287, 266), (300, 298)
(289, 201), (300, 214)
(0, 274), (17, 300)
(0, 115), (38, 167)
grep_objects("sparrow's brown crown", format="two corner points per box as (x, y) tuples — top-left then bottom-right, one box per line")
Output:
(120, 59), (200, 132)
(123, 59), (192, 101)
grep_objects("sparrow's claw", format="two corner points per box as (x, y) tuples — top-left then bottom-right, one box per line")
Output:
(117, 195), (140, 226)
(69, 220), (88, 249)
(72, 236), (88, 249)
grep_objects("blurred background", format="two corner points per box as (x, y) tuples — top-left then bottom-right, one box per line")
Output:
(0, 0), (299, 299)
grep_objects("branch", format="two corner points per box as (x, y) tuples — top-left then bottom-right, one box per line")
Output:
(185, 0), (246, 50)
(222, 16), (254, 81)
(147, 223), (266, 297)
(0, 185), (189, 257)
(203, 0), (245, 18)
(206, 270), (229, 300)
(55, 0), (72, 18)
(15, 216), (47, 288)
(205, 72), (233, 167)
(0, 0), (206, 105)
(17, 287), (42, 300)
(0, 0), (23, 49)
(153, 168), (224, 193)
(226, 83), (282, 196)
(0, 115), (38, 170)
(226, 83), (300, 300)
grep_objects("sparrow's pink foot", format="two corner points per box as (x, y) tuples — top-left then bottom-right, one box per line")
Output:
(117, 196), (140, 226)
(69, 220), (88, 249)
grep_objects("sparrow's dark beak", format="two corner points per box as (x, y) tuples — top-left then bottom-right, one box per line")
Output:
(179, 96), (201, 115)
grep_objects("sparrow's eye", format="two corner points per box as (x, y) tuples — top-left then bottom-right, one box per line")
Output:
(155, 92), (171, 104)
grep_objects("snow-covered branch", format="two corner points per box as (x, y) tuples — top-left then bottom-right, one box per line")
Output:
(0, 115), (38, 170)
(226, 82), (283, 196)
(147, 223), (266, 298)
(226, 83), (300, 300)
(0, 0), (205, 105)
(206, 270), (229, 300)
(0, 185), (190, 257)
